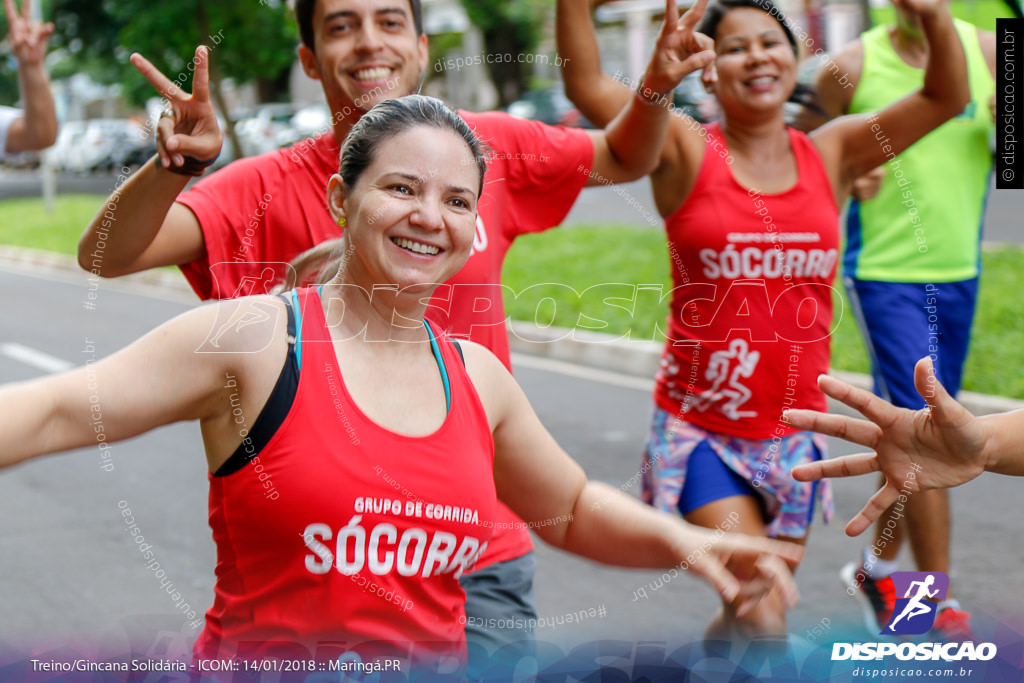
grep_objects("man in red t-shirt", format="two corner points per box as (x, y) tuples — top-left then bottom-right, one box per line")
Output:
(77, 0), (710, 668)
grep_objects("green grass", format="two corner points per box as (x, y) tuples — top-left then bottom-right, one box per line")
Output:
(829, 285), (872, 378)
(870, 0), (1017, 29)
(0, 195), (101, 256)
(501, 225), (672, 342)
(965, 249), (1024, 398)
(503, 225), (1024, 399)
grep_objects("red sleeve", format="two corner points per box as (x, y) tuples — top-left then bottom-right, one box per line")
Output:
(462, 112), (594, 239)
(175, 156), (279, 300)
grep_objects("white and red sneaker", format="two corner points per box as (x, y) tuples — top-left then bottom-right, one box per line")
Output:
(930, 606), (975, 642)
(840, 561), (897, 635)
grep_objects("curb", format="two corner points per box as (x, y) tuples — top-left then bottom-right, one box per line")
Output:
(0, 246), (194, 294)
(3, 246), (1022, 416)
(507, 325), (1024, 417)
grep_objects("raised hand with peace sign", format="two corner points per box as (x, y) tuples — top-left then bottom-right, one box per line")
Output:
(638, 0), (717, 103)
(131, 46), (223, 176)
(2, 0), (57, 153)
(4, 0), (52, 67)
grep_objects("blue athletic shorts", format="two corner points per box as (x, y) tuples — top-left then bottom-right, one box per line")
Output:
(679, 441), (762, 514)
(846, 277), (978, 410)
(643, 410), (832, 538)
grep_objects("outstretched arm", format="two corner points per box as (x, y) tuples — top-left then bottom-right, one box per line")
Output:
(3, 0), (56, 153)
(466, 343), (803, 613)
(786, 357), (1024, 536)
(811, 0), (969, 191)
(566, 0), (716, 185)
(793, 40), (890, 203)
(77, 46), (223, 277)
(557, 0), (638, 130)
(0, 298), (282, 470)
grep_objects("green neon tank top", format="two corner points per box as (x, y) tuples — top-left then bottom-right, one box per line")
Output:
(845, 19), (994, 282)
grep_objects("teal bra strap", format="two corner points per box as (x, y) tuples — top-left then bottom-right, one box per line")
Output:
(423, 320), (452, 414)
(311, 288), (451, 413)
(291, 289), (303, 371)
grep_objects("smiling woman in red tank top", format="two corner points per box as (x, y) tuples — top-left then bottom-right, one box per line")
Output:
(558, 0), (971, 642)
(0, 95), (808, 676)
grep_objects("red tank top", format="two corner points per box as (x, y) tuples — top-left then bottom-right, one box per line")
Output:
(655, 123), (839, 439)
(195, 287), (496, 668)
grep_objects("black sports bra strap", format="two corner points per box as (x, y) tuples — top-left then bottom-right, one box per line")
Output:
(213, 294), (300, 477)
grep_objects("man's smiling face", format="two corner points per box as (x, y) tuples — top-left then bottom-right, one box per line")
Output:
(299, 0), (428, 116)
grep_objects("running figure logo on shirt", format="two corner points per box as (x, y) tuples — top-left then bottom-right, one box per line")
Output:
(692, 339), (760, 420)
(884, 571), (949, 635)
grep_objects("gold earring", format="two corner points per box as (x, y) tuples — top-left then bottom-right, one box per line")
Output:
(337, 216), (347, 228)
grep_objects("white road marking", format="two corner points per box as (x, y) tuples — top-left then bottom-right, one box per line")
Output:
(510, 352), (654, 393)
(0, 343), (73, 373)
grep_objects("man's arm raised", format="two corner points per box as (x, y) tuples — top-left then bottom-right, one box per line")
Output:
(3, 0), (57, 153)
(78, 46), (222, 277)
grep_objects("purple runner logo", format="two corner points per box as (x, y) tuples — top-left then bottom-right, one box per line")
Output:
(883, 571), (949, 635)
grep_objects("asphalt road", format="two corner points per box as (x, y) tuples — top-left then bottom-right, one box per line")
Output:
(2, 168), (1022, 245)
(0, 263), (1022, 679)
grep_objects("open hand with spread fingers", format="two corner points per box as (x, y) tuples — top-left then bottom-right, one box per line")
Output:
(130, 46), (223, 176)
(785, 357), (990, 536)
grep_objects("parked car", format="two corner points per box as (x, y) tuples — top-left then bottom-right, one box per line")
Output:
(1, 150), (40, 170)
(117, 135), (158, 170)
(118, 114), (235, 172)
(274, 103), (332, 149)
(506, 88), (591, 128)
(45, 120), (88, 171)
(672, 71), (716, 123)
(57, 119), (147, 173)
(233, 103), (300, 157)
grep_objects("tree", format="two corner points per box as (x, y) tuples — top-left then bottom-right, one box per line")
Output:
(41, 0), (300, 156)
(458, 0), (552, 108)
